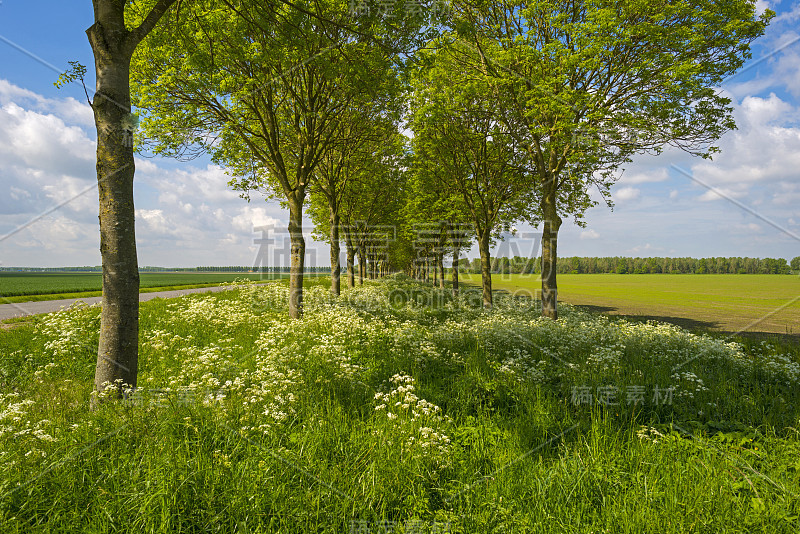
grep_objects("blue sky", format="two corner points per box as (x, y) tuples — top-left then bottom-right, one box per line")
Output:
(1, 0), (799, 267)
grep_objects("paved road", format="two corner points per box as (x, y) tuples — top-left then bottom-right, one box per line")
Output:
(0, 285), (241, 321)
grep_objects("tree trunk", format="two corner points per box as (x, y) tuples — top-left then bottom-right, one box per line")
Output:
(541, 179), (562, 320)
(433, 254), (438, 286)
(329, 206), (340, 296)
(88, 19), (139, 402)
(345, 232), (355, 288)
(358, 246), (365, 285)
(88, 0), (177, 404)
(451, 245), (460, 296)
(437, 253), (445, 288)
(288, 194), (305, 318)
(478, 230), (492, 308)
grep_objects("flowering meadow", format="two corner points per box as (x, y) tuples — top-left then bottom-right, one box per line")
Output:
(1, 276), (799, 532)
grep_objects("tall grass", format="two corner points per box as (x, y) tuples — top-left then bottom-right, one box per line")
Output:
(1, 276), (798, 533)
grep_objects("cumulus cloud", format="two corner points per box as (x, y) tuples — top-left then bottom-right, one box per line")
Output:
(733, 223), (763, 233)
(0, 79), (94, 127)
(580, 229), (600, 240)
(627, 243), (661, 255)
(135, 209), (183, 238)
(0, 81), (100, 245)
(756, 0), (772, 16)
(231, 205), (281, 234)
(614, 187), (641, 202)
(685, 93), (800, 219)
(0, 102), (95, 179)
(697, 187), (748, 202)
(619, 168), (668, 185)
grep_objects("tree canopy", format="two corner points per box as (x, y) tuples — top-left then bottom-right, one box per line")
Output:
(442, 0), (772, 318)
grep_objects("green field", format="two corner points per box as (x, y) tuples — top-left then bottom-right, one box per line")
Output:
(461, 273), (800, 336)
(0, 272), (289, 299)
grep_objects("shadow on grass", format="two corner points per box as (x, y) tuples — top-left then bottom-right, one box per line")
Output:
(573, 304), (723, 332)
(569, 303), (800, 346)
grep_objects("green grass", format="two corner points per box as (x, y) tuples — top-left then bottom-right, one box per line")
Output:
(0, 282), (277, 305)
(0, 272), (291, 298)
(461, 273), (800, 336)
(1, 276), (799, 532)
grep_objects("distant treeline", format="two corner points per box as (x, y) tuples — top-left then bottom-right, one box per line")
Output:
(0, 266), (332, 273)
(462, 256), (798, 275)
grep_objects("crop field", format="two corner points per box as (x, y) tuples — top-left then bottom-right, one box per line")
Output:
(1, 276), (799, 532)
(0, 272), (290, 298)
(460, 273), (800, 336)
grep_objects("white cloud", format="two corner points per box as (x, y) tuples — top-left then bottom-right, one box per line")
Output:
(0, 79), (94, 127)
(627, 243), (661, 255)
(580, 229), (600, 240)
(619, 168), (668, 185)
(697, 187), (747, 202)
(740, 92), (795, 124)
(9, 186), (31, 201)
(775, 5), (800, 24)
(136, 209), (182, 237)
(231, 205), (281, 234)
(688, 94), (800, 211)
(732, 223), (763, 233)
(141, 163), (240, 205)
(0, 102), (95, 179)
(614, 187), (641, 202)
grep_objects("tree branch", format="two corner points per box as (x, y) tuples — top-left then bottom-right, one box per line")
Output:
(127, 0), (179, 49)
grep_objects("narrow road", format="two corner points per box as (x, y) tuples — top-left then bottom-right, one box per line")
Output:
(0, 285), (241, 322)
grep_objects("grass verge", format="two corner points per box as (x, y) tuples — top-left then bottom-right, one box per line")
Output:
(1, 276), (798, 532)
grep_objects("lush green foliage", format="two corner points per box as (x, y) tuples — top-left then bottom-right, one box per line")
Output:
(2, 278), (799, 532)
(449, 0), (772, 200)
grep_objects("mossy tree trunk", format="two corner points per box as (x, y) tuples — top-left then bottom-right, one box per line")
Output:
(358, 246), (365, 285)
(329, 205), (340, 296)
(88, 0), (177, 404)
(478, 229), (493, 308)
(345, 231), (355, 288)
(451, 245), (460, 295)
(288, 193), (305, 319)
(540, 176), (562, 320)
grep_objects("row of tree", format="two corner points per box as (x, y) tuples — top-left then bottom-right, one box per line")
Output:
(81, 0), (770, 400)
